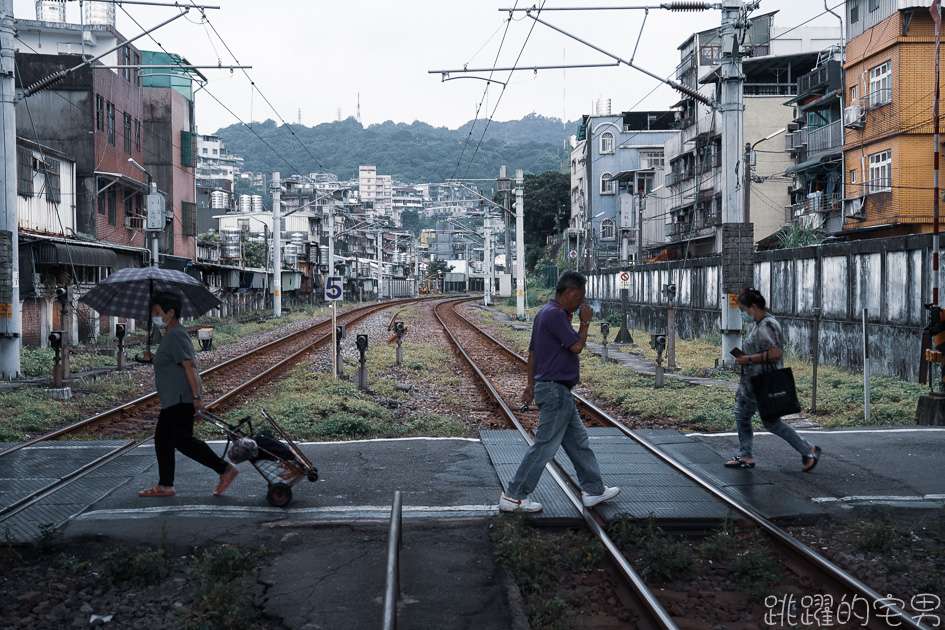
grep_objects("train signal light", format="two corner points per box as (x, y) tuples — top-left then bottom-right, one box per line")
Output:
(55, 286), (67, 304)
(356, 334), (369, 352)
(335, 325), (346, 340)
(650, 334), (666, 351)
(600, 322), (610, 338)
(115, 324), (127, 340)
(49, 331), (63, 349)
(393, 321), (405, 336)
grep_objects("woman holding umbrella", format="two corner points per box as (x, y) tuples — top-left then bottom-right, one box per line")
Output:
(137, 291), (238, 497)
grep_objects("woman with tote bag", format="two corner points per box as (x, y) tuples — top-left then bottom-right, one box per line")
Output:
(724, 288), (822, 472)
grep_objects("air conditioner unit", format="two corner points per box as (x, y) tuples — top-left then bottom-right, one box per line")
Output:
(843, 104), (864, 129)
(845, 196), (866, 218)
(125, 215), (144, 230)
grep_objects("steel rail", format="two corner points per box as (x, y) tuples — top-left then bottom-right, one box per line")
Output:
(0, 299), (422, 458)
(433, 299), (677, 630)
(0, 439), (144, 525)
(0, 300), (424, 528)
(382, 490), (403, 630)
(450, 304), (926, 630)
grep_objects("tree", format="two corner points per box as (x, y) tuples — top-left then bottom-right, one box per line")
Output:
(401, 209), (420, 234)
(428, 259), (455, 275)
(523, 171), (569, 238)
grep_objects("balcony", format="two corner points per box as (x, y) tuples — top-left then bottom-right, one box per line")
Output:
(807, 120), (842, 158)
(790, 193), (843, 218)
(796, 60), (842, 98)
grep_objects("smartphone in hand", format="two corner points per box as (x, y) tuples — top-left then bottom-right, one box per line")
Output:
(730, 347), (746, 358)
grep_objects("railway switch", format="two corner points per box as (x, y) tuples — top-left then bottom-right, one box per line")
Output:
(115, 324), (127, 371)
(198, 328), (214, 352)
(650, 334), (667, 389)
(393, 321), (406, 366)
(600, 322), (610, 363)
(50, 331), (64, 387)
(356, 334), (369, 390)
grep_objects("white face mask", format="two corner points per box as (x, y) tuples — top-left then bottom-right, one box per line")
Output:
(152, 315), (167, 329)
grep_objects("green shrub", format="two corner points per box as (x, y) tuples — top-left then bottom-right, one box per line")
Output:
(101, 545), (166, 586)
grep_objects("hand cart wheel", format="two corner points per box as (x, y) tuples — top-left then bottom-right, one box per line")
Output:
(267, 483), (292, 507)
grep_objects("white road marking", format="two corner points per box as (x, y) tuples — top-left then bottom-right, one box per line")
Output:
(812, 495), (945, 504)
(74, 503), (499, 521)
(685, 428), (945, 438)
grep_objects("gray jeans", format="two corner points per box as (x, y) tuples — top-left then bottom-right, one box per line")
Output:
(735, 393), (813, 460)
(507, 381), (604, 499)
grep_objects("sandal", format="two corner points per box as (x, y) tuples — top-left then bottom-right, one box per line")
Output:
(724, 456), (755, 469)
(802, 446), (822, 472)
(213, 465), (239, 496)
(138, 485), (175, 497)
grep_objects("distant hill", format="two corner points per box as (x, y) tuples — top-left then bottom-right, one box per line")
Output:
(213, 113), (579, 183)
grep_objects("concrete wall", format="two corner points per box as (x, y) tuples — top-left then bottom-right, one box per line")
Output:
(584, 234), (933, 381)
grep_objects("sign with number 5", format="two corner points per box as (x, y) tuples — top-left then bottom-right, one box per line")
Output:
(325, 276), (343, 301)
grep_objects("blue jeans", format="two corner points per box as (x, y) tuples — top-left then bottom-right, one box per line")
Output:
(734, 393), (813, 460)
(507, 381), (604, 499)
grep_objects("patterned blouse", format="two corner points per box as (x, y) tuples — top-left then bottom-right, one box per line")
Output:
(737, 314), (785, 400)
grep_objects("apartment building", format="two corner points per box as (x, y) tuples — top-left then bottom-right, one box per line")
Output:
(841, 0), (944, 236)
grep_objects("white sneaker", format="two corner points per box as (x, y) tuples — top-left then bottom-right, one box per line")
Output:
(498, 492), (543, 513)
(582, 486), (620, 508)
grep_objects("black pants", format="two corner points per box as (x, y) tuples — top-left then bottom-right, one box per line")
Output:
(154, 402), (227, 487)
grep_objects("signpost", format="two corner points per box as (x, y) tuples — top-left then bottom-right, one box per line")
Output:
(615, 271), (633, 343)
(325, 276), (343, 378)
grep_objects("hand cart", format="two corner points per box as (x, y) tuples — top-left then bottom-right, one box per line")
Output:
(198, 409), (318, 507)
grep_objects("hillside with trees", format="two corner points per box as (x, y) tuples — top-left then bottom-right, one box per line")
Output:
(214, 113), (579, 182)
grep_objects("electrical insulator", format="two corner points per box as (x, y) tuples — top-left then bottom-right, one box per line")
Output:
(666, 1), (709, 11)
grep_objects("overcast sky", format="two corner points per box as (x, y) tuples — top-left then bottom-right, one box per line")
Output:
(13, 0), (843, 134)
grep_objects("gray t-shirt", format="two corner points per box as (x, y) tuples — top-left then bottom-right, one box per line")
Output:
(153, 325), (202, 409)
(737, 314), (784, 400)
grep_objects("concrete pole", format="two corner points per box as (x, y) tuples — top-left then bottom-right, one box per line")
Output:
(515, 169), (526, 319)
(413, 235), (420, 297)
(0, 0), (22, 378)
(637, 192), (644, 263)
(376, 229), (383, 300)
(484, 213), (492, 305)
(328, 201), (335, 278)
(272, 172), (282, 317)
(149, 183), (160, 266)
(719, 0), (746, 363)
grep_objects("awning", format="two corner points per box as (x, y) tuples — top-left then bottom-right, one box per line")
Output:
(32, 241), (118, 268)
(94, 171), (150, 195)
(784, 155), (841, 175)
(607, 169), (652, 183)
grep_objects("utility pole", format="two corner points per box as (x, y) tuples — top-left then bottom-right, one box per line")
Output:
(0, 0), (20, 378)
(327, 199), (335, 279)
(413, 234), (420, 297)
(515, 169), (526, 319)
(271, 172), (282, 317)
(483, 212), (493, 306)
(376, 229), (383, 300)
(743, 142), (752, 224)
(718, 0), (754, 364)
(637, 190), (644, 264)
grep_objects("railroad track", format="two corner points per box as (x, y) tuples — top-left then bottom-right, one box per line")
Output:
(435, 298), (925, 630)
(0, 298), (427, 537)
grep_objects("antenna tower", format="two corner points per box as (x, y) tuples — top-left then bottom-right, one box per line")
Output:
(356, 93), (362, 125)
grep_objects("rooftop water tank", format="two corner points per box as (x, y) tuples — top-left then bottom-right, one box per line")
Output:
(210, 191), (229, 210)
(84, 1), (115, 26)
(595, 97), (612, 117)
(251, 195), (264, 212)
(221, 229), (241, 260)
(35, 0), (66, 22)
(239, 195), (252, 213)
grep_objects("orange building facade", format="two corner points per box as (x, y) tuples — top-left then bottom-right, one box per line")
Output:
(843, 4), (945, 236)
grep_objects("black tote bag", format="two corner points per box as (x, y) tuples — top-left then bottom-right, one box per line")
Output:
(750, 360), (801, 422)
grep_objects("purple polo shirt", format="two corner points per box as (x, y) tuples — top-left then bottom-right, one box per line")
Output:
(529, 299), (581, 386)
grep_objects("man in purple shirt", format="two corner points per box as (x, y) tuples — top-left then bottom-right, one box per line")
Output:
(499, 271), (620, 513)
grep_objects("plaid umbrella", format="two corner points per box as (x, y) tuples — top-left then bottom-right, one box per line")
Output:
(79, 267), (222, 350)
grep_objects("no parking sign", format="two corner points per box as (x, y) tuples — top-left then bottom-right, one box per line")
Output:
(617, 271), (631, 290)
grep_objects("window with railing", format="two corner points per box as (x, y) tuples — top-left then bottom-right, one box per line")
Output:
(600, 172), (615, 195)
(868, 150), (891, 193)
(640, 150), (664, 169)
(600, 132), (615, 154)
(868, 61), (891, 107)
(600, 219), (616, 241)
